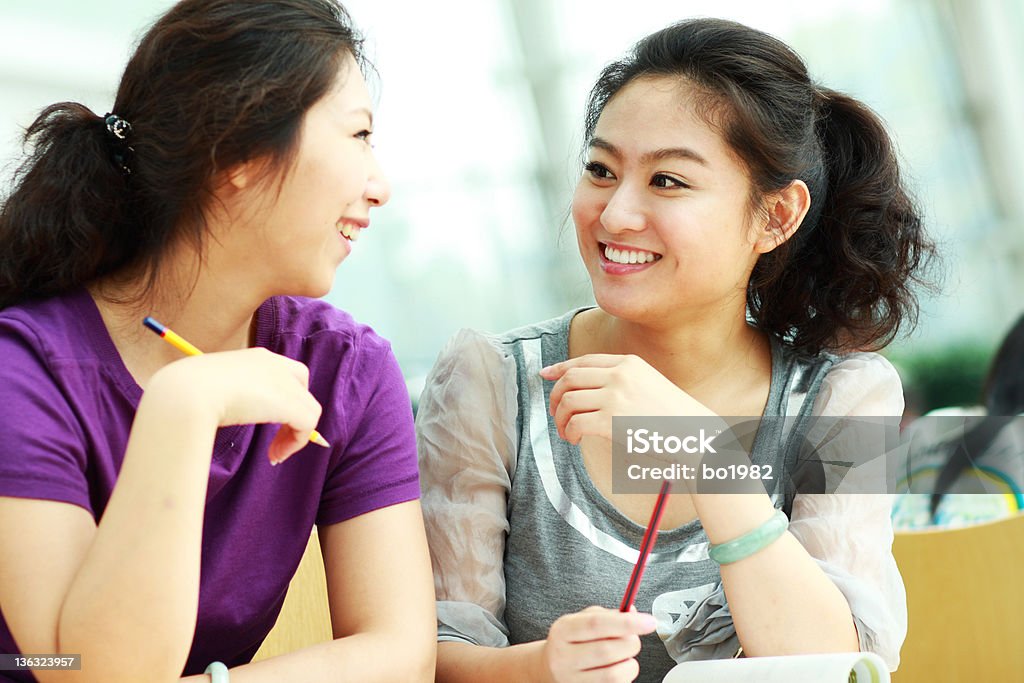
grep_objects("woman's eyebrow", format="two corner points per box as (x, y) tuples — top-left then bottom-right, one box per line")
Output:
(590, 136), (708, 166)
(343, 106), (374, 125)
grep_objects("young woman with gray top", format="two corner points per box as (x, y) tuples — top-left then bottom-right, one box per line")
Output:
(418, 17), (934, 683)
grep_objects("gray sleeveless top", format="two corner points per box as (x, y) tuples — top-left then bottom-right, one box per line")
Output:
(496, 310), (834, 682)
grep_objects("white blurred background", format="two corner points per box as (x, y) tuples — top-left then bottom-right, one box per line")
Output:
(2, 0), (1023, 412)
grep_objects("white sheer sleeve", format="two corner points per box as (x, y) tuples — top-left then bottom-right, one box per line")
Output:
(416, 329), (519, 646)
(787, 352), (908, 671)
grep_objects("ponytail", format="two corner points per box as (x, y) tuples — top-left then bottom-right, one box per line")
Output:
(0, 103), (134, 309)
(749, 89), (934, 355)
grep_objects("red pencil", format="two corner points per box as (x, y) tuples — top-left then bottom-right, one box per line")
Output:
(619, 480), (672, 612)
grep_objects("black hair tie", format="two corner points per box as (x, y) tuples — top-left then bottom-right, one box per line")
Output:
(103, 113), (135, 175)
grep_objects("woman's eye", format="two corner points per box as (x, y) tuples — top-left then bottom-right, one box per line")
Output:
(584, 161), (614, 180)
(355, 130), (374, 146)
(651, 174), (689, 189)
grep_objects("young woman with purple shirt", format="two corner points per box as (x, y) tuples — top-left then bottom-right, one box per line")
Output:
(0, 1), (434, 681)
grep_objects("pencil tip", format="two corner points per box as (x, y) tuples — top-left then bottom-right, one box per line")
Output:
(310, 432), (330, 448)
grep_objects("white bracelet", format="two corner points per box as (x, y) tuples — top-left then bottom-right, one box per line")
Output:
(204, 661), (229, 683)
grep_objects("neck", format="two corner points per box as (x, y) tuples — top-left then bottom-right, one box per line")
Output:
(89, 247), (267, 386)
(575, 303), (768, 399)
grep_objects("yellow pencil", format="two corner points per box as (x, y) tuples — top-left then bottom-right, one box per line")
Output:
(143, 316), (330, 448)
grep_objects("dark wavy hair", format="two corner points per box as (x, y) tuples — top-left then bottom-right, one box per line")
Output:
(583, 18), (936, 355)
(930, 315), (1024, 518)
(0, 0), (366, 310)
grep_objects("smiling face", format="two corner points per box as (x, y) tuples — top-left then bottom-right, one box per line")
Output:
(221, 51), (389, 299)
(572, 76), (769, 327)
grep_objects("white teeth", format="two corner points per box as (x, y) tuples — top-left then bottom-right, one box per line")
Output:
(603, 244), (658, 265)
(338, 223), (362, 241)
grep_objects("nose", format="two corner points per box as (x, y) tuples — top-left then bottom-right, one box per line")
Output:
(365, 154), (391, 208)
(600, 185), (645, 235)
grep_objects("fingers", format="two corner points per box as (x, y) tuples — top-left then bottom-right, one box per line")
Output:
(151, 348), (326, 466)
(232, 351), (323, 465)
(562, 411), (612, 445)
(551, 387), (603, 439)
(552, 608), (657, 643)
(266, 425), (310, 466)
(548, 367), (610, 416)
(578, 657), (640, 682)
(541, 354), (631, 380)
(544, 358), (638, 444)
(545, 608), (656, 683)
(207, 349), (324, 457)
(570, 634), (643, 672)
(265, 383), (323, 465)
(546, 365), (617, 443)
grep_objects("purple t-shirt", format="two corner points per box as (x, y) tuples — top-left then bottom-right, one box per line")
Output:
(0, 288), (420, 680)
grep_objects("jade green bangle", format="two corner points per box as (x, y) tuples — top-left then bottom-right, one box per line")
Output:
(204, 661), (229, 683)
(708, 509), (789, 565)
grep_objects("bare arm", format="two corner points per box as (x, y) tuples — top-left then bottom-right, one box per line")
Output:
(187, 500), (435, 682)
(693, 494), (859, 656)
(317, 500), (436, 682)
(0, 398), (219, 683)
(706, 355), (906, 657)
(437, 641), (547, 683)
(0, 349), (322, 683)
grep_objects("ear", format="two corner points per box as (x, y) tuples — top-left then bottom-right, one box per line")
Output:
(753, 179), (810, 254)
(224, 159), (259, 191)
(207, 158), (268, 226)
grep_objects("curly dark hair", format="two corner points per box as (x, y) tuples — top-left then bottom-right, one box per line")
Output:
(583, 18), (937, 355)
(0, 0), (367, 310)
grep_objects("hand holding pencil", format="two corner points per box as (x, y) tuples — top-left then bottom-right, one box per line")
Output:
(143, 317), (329, 464)
(540, 605), (657, 682)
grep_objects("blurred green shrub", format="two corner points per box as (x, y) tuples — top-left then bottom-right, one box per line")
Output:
(891, 343), (992, 414)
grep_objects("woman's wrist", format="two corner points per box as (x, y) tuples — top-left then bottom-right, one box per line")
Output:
(146, 359), (222, 423)
(529, 640), (554, 683)
(139, 365), (221, 437)
(693, 493), (778, 544)
(708, 509), (789, 564)
(128, 384), (220, 473)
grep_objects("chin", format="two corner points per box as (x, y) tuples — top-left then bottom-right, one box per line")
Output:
(307, 279), (335, 299)
(281, 275), (334, 300)
(591, 287), (653, 322)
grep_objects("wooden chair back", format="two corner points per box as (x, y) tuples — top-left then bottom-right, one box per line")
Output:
(252, 528), (333, 661)
(891, 512), (1024, 682)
